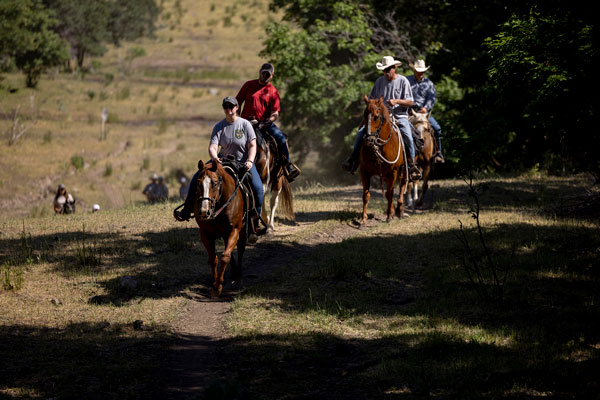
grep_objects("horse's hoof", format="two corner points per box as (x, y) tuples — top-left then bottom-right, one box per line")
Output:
(210, 286), (222, 298)
(265, 227), (274, 236)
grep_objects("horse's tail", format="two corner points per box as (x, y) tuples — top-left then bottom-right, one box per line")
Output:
(277, 177), (295, 222)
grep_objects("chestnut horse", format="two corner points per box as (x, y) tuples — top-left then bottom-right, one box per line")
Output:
(193, 160), (246, 298)
(254, 133), (294, 232)
(358, 96), (409, 223)
(407, 110), (435, 209)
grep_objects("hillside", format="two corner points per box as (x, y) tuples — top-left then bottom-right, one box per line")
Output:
(0, 0), (275, 218)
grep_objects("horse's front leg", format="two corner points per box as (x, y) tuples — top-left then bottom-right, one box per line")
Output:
(416, 163), (431, 207)
(396, 168), (408, 218)
(268, 187), (281, 232)
(231, 230), (246, 291)
(383, 172), (397, 222)
(211, 228), (241, 298)
(200, 231), (218, 288)
(360, 172), (371, 224)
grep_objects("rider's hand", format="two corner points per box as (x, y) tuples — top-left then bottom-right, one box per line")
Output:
(245, 160), (253, 170)
(212, 157), (222, 165)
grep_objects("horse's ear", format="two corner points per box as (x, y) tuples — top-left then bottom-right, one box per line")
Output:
(363, 94), (369, 104)
(426, 109), (432, 119)
(409, 108), (414, 116)
(198, 160), (204, 170)
(379, 96), (384, 105)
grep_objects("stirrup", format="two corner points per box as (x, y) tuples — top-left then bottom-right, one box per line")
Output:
(434, 153), (445, 163)
(173, 203), (192, 222)
(284, 163), (301, 182)
(409, 165), (422, 182)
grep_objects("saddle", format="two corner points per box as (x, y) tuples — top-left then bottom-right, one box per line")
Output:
(220, 155), (267, 236)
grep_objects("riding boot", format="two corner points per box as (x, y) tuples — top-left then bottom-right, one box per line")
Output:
(174, 201), (193, 222)
(174, 180), (196, 221)
(342, 150), (360, 175)
(434, 134), (445, 163)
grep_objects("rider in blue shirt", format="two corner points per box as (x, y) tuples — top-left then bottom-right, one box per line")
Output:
(406, 59), (445, 163)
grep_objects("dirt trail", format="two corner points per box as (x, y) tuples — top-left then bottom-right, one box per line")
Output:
(161, 216), (368, 398)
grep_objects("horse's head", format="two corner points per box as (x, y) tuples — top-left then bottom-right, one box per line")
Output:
(195, 160), (223, 219)
(408, 109), (432, 139)
(363, 95), (390, 138)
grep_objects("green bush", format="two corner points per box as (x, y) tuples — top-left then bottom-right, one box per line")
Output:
(70, 155), (84, 171)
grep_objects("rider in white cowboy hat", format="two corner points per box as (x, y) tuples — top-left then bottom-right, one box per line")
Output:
(342, 56), (422, 181)
(407, 59), (445, 163)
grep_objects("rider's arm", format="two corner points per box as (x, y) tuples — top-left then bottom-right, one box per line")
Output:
(209, 143), (220, 164)
(246, 139), (257, 170)
(389, 98), (414, 107)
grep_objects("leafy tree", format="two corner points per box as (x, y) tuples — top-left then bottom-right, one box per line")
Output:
(263, 1), (377, 170)
(44, 0), (159, 69)
(44, 0), (111, 69)
(0, 0), (68, 87)
(485, 8), (599, 178)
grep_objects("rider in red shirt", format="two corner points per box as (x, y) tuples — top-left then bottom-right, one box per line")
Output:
(236, 63), (300, 182)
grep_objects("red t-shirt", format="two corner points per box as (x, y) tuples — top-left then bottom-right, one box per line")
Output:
(236, 79), (281, 122)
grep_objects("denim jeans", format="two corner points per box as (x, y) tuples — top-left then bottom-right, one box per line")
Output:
(186, 163), (264, 215)
(352, 117), (415, 160)
(428, 115), (443, 154)
(263, 123), (290, 162)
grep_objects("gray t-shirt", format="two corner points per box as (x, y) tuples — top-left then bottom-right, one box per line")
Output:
(369, 75), (413, 119)
(210, 117), (256, 162)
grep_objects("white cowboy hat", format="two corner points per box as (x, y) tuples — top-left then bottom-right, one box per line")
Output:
(411, 59), (430, 72)
(376, 56), (402, 70)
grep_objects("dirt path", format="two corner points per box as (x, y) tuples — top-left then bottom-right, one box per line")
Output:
(161, 215), (370, 398)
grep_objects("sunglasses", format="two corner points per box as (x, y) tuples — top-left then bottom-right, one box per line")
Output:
(384, 66), (396, 73)
(222, 104), (235, 110)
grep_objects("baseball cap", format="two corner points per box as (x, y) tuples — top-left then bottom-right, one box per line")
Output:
(222, 96), (238, 107)
(260, 63), (274, 75)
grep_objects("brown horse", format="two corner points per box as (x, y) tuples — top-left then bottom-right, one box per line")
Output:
(358, 95), (409, 223)
(254, 133), (294, 232)
(407, 110), (435, 209)
(193, 160), (246, 298)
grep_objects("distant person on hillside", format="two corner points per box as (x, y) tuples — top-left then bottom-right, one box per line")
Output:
(236, 62), (301, 182)
(156, 176), (169, 202)
(142, 173), (159, 204)
(179, 176), (189, 201)
(53, 184), (76, 214)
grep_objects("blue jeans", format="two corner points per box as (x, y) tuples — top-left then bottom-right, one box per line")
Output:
(263, 123), (290, 163)
(352, 117), (415, 160)
(186, 163), (263, 215)
(429, 115), (443, 154)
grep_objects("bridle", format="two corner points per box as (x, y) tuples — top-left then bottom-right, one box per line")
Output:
(196, 172), (223, 219)
(195, 164), (249, 220)
(364, 103), (402, 165)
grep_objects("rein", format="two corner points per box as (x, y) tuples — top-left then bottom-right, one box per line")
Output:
(197, 165), (249, 220)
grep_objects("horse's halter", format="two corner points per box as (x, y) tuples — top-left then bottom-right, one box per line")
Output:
(366, 105), (386, 139)
(365, 103), (393, 147)
(196, 172), (223, 219)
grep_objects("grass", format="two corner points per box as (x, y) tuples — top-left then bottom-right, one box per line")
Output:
(0, 175), (598, 397)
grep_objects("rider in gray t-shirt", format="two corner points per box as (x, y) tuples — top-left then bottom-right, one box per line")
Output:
(342, 56), (421, 181)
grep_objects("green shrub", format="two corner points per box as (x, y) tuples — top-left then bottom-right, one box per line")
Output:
(104, 163), (113, 177)
(87, 90), (96, 100)
(42, 130), (52, 144)
(117, 87), (130, 100)
(70, 155), (84, 171)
